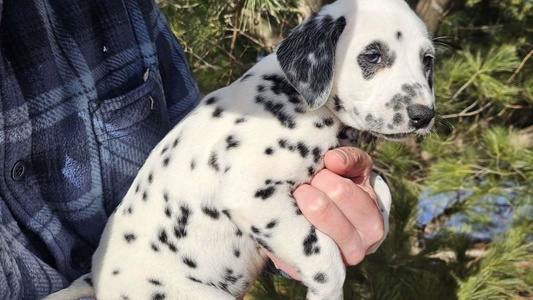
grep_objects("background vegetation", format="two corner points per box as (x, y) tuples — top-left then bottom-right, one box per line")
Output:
(158, 0), (533, 298)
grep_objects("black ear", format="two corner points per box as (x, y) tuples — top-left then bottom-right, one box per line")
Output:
(277, 14), (346, 110)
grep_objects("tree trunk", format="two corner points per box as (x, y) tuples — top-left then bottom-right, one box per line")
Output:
(411, 0), (468, 35)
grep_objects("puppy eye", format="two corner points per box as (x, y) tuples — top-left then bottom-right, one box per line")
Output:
(423, 55), (434, 68)
(364, 51), (382, 64)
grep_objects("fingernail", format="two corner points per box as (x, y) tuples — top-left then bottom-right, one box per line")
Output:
(333, 149), (348, 165)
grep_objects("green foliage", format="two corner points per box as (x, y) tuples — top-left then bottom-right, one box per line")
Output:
(457, 222), (533, 300)
(160, 0), (299, 93)
(159, 0), (533, 298)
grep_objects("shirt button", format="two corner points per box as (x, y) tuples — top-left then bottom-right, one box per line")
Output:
(11, 161), (26, 181)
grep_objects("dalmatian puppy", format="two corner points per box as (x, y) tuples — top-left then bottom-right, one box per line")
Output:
(44, 0), (435, 299)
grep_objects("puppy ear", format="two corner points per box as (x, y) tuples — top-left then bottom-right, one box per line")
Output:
(277, 14), (346, 110)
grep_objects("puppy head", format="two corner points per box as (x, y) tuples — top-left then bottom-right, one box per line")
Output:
(277, 0), (435, 140)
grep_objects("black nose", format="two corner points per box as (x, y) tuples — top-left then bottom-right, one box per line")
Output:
(407, 104), (434, 129)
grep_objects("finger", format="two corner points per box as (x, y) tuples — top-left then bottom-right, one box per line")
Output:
(324, 147), (373, 186)
(310, 169), (384, 256)
(324, 147), (377, 203)
(293, 183), (366, 265)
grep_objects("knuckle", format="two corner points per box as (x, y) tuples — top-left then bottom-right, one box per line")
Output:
(305, 194), (330, 216)
(330, 178), (355, 200)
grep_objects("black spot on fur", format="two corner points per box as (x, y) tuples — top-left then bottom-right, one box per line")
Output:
(222, 210), (231, 219)
(208, 152), (220, 172)
(312, 147), (322, 163)
(183, 257), (197, 268)
(251, 226), (260, 234)
(188, 276), (203, 283)
(296, 142), (309, 158)
(148, 173), (153, 184)
(168, 242), (178, 252)
(164, 206), (172, 218)
(205, 96), (217, 105)
(172, 137), (180, 148)
(217, 282), (230, 294)
(294, 106), (306, 114)
(190, 159), (196, 170)
(255, 95), (296, 129)
(323, 117), (334, 126)
(148, 279), (163, 286)
(158, 229), (168, 244)
(135, 183), (140, 194)
(402, 84), (417, 97)
(292, 198), (302, 215)
(236, 229), (243, 237)
(212, 107), (224, 118)
(314, 117), (334, 129)
(303, 226), (320, 256)
(266, 220), (278, 229)
(241, 73), (253, 81)
(175, 205), (191, 239)
(255, 186), (276, 200)
(333, 95), (345, 112)
(152, 293), (165, 300)
(223, 268), (243, 284)
(314, 272), (328, 283)
(84, 277), (93, 287)
(123, 205), (133, 215)
(202, 206), (220, 219)
(388, 93), (412, 112)
(256, 238), (273, 252)
(151, 243), (159, 252)
(163, 192), (169, 202)
(226, 135), (240, 150)
(288, 95), (302, 105)
(263, 74), (298, 97)
(112, 269), (120, 275)
(142, 191), (148, 201)
(234, 249), (241, 257)
(235, 117), (247, 124)
(278, 139), (288, 148)
(308, 166), (315, 176)
(162, 156), (171, 167)
(365, 114), (385, 130)
(393, 113), (404, 125)
(124, 233), (136, 243)
(396, 31), (403, 40)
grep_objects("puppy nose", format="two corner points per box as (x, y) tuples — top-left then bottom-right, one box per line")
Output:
(407, 104), (434, 129)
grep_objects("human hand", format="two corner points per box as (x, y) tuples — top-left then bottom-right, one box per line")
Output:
(265, 147), (389, 280)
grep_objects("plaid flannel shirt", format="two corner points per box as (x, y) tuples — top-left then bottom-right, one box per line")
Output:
(0, 0), (201, 298)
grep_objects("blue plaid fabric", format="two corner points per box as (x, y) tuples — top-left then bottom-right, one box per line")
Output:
(0, 0), (201, 298)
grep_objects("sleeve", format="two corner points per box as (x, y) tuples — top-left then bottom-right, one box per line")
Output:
(366, 172), (392, 254)
(0, 203), (69, 299)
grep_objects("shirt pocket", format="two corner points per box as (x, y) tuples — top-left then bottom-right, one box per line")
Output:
(89, 68), (171, 215)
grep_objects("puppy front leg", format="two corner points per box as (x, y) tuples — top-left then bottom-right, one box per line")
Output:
(220, 176), (345, 300)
